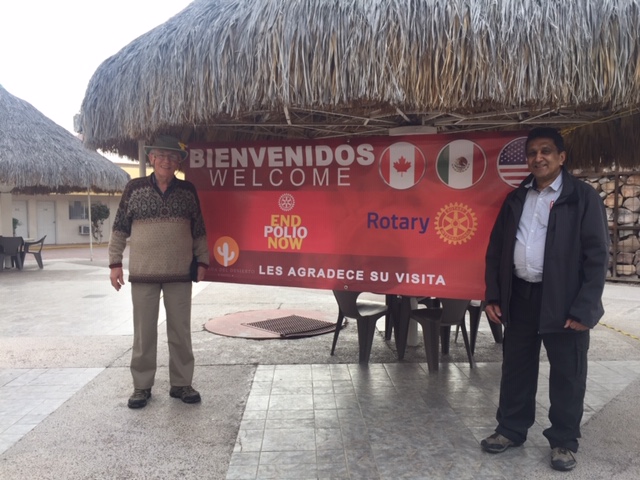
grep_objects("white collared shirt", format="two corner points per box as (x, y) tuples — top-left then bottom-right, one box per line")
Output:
(513, 174), (563, 282)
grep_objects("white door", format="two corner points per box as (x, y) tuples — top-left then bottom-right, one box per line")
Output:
(36, 201), (56, 244)
(12, 200), (28, 237)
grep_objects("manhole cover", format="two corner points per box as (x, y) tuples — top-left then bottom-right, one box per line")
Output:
(243, 315), (336, 338)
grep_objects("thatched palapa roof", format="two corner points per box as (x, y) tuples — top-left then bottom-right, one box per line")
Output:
(0, 85), (130, 194)
(80, 0), (640, 170)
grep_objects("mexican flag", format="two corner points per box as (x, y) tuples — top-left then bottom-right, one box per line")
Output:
(437, 139), (486, 189)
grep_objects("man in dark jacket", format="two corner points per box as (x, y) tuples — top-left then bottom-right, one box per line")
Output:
(480, 127), (609, 472)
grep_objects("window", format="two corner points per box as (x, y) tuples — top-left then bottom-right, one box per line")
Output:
(69, 200), (88, 220)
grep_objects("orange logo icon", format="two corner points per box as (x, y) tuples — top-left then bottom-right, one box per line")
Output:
(434, 203), (478, 245)
(213, 236), (239, 267)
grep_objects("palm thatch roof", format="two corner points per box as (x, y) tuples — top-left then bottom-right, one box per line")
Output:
(0, 85), (130, 194)
(79, 0), (640, 170)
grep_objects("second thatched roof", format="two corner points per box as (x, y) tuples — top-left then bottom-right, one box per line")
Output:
(0, 85), (130, 194)
(80, 0), (640, 169)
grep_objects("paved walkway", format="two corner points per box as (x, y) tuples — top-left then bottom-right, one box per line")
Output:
(1, 246), (640, 479)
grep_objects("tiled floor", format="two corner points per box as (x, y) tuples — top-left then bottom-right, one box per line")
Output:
(1, 361), (639, 478)
(2, 252), (639, 478)
(0, 367), (103, 454)
(226, 361), (640, 480)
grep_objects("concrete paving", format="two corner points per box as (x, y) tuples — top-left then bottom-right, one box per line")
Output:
(1, 245), (639, 479)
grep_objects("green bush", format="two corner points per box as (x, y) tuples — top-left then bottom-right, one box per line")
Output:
(91, 203), (110, 243)
(12, 217), (21, 236)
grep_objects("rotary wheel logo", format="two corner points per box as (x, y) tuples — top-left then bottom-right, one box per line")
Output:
(278, 193), (295, 211)
(434, 202), (478, 245)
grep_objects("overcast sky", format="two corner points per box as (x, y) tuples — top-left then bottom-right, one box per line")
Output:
(0, 0), (193, 134)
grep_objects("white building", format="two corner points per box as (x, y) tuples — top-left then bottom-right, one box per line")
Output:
(8, 161), (139, 245)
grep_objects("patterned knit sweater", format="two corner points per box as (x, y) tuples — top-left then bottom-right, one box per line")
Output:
(108, 175), (209, 283)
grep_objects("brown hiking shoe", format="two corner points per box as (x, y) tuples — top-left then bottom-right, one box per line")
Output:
(551, 447), (577, 471)
(169, 385), (201, 404)
(128, 388), (151, 409)
(481, 432), (522, 453)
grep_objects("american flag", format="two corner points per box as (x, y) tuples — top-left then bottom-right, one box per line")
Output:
(497, 137), (530, 188)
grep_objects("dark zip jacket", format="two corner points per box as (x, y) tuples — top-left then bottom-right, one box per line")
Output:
(485, 168), (610, 333)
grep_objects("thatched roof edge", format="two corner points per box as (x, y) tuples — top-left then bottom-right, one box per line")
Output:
(80, 0), (640, 168)
(0, 85), (130, 194)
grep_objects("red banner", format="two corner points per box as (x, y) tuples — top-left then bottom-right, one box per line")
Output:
(185, 131), (529, 299)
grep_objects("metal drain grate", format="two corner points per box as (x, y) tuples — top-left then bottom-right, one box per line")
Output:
(242, 315), (336, 338)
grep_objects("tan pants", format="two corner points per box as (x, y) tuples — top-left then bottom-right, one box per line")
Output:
(130, 282), (194, 389)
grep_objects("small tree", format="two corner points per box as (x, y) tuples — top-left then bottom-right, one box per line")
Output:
(12, 218), (21, 236)
(90, 203), (110, 243)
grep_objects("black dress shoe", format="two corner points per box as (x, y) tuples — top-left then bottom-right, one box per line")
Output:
(128, 388), (151, 409)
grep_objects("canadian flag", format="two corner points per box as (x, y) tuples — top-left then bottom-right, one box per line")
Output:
(379, 142), (425, 190)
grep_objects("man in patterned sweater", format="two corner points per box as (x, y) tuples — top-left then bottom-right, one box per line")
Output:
(108, 135), (210, 409)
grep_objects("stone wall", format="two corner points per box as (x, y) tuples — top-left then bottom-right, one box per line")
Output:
(583, 173), (640, 281)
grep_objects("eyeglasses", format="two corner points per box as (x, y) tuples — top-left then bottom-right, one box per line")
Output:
(150, 152), (182, 163)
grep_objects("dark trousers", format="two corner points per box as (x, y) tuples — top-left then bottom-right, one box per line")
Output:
(495, 276), (589, 452)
